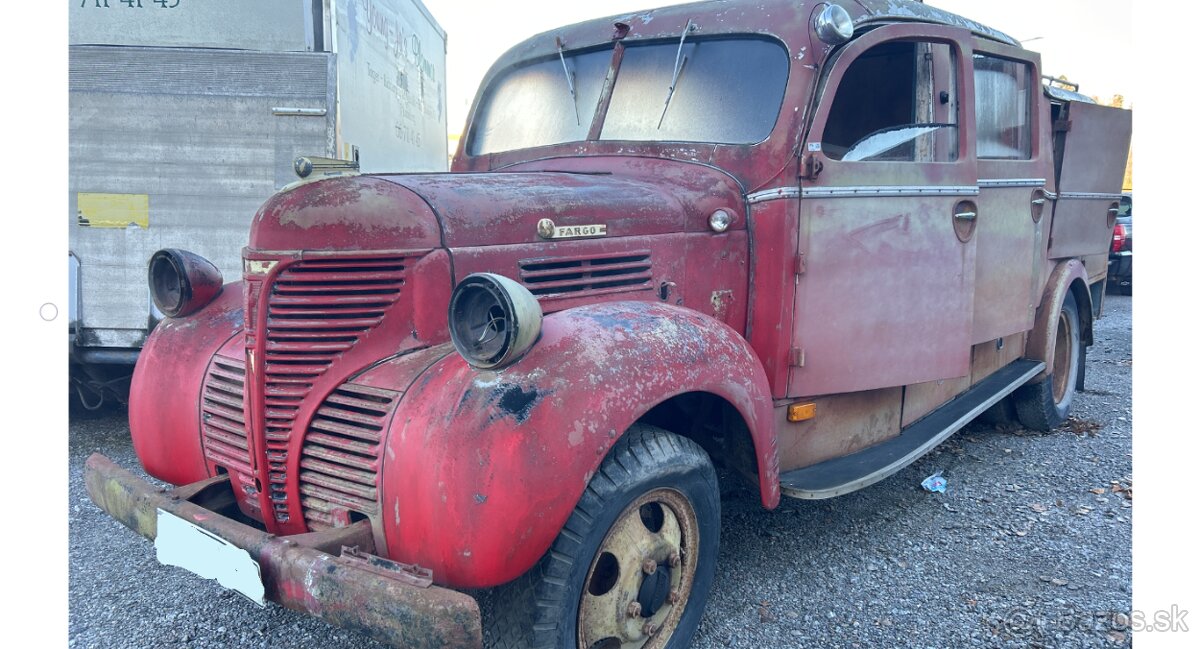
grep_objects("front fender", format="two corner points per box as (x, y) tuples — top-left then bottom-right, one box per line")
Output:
(129, 282), (244, 486)
(379, 301), (778, 588)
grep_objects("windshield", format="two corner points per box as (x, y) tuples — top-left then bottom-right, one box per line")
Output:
(468, 36), (789, 156)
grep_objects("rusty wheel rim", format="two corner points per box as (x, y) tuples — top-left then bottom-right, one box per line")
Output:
(577, 489), (699, 649)
(1051, 309), (1073, 404)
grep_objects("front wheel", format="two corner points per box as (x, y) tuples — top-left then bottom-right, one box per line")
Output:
(1013, 291), (1082, 431)
(487, 424), (720, 649)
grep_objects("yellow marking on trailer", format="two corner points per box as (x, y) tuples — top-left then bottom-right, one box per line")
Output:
(77, 193), (150, 229)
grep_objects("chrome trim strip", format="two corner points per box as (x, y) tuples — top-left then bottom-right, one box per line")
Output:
(1057, 191), (1125, 200)
(1043, 190), (1058, 200)
(978, 178), (1046, 188)
(802, 185), (979, 198)
(746, 187), (800, 204)
(781, 361), (1045, 500)
(272, 107), (328, 117)
(750, 184), (1042, 202)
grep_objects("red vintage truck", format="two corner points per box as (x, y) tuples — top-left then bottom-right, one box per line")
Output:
(84, 1), (1132, 647)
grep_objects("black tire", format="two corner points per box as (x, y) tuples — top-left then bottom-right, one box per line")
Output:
(486, 424), (720, 649)
(1013, 291), (1081, 431)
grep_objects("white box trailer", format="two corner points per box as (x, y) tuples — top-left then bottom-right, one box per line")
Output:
(68, 0), (448, 407)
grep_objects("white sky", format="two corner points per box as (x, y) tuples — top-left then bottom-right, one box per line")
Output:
(421, 0), (1133, 136)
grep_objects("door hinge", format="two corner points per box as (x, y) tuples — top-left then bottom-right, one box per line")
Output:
(1053, 119), (1072, 133)
(794, 251), (806, 277)
(799, 154), (824, 180)
(789, 347), (806, 367)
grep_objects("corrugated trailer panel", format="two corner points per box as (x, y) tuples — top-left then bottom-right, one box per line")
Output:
(70, 0), (316, 52)
(69, 46), (336, 347)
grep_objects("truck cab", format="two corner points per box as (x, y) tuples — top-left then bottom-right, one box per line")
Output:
(85, 2), (1132, 648)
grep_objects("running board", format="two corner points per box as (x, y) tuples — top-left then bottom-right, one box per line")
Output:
(779, 358), (1045, 500)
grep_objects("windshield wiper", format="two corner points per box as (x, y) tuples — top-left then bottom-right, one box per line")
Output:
(657, 19), (697, 129)
(555, 36), (581, 126)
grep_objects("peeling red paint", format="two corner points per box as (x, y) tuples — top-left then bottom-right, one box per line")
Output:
(380, 301), (776, 588)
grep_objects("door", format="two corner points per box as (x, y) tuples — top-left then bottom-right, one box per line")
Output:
(970, 41), (1050, 345)
(1047, 100), (1133, 260)
(789, 24), (978, 397)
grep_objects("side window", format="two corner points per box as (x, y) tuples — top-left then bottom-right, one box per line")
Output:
(821, 40), (959, 163)
(973, 54), (1032, 159)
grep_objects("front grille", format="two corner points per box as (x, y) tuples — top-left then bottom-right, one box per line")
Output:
(519, 250), (653, 298)
(199, 353), (260, 515)
(200, 353), (250, 474)
(298, 382), (400, 530)
(260, 256), (409, 523)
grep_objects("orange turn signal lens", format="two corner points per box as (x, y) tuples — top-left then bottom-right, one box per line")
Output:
(787, 402), (816, 422)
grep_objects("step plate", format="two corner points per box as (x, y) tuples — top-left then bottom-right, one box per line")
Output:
(780, 358), (1044, 499)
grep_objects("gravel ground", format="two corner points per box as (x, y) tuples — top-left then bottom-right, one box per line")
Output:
(69, 295), (1132, 649)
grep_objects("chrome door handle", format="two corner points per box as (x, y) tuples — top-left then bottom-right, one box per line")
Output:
(954, 211), (977, 221)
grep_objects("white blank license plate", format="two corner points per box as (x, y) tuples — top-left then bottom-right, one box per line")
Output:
(154, 509), (266, 606)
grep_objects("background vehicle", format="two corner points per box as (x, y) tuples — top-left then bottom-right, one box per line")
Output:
(85, 1), (1131, 647)
(68, 0), (448, 410)
(1108, 193), (1133, 294)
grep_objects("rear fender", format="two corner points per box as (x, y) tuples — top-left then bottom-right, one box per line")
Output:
(380, 301), (779, 588)
(1027, 259), (1091, 382)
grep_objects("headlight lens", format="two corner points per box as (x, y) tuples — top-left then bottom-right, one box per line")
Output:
(709, 209), (733, 233)
(448, 273), (543, 369)
(148, 249), (223, 318)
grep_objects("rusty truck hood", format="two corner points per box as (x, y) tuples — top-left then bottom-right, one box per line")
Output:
(250, 159), (745, 252)
(381, 158), (743, 247)
(249, 176), (443, 252)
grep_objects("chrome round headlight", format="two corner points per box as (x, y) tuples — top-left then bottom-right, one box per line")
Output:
(814, 4), (854, 45)
(148, 249), (223, 318)
(448, 273), (543, 370)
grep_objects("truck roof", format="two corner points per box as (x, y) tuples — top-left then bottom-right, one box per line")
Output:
(552, 0), (1015, 47)
(483, 0), (1017, 88)
(854, 0), (1017, 44)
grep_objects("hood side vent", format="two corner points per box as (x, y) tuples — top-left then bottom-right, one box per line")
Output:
(518, 250), (653, 298)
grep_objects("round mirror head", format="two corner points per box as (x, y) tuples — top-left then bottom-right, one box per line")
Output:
(815, 4), (854, 45)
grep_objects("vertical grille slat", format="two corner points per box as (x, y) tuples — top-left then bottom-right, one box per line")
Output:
(254, 256), (409, 525)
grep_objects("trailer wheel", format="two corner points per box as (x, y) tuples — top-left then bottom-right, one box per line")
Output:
(1013, 291), (1081, 431)
(487, 424), (719, 649)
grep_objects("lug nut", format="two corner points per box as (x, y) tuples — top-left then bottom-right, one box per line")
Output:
(643, 622), (659, 637)
(626, 602), (642, 618)
(642, 559), (657, 575)
(667, 590), (680, 604)
(669, 551), (681, 567)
